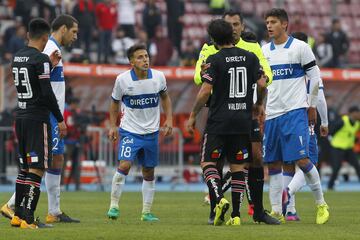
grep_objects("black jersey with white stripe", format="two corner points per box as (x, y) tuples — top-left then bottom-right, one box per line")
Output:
(12, 46), (63, 123)
(202, 47), (261, 135)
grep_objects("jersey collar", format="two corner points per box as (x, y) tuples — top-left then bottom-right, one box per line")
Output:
(130, 69), (153, 81)
(49, 36), (61, 49)
(270, 36), (294, 51)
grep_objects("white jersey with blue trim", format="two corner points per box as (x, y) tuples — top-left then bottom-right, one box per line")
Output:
(111, 68), (167, 135)
(262, 36), (317, 120)
(43, 37), (65, 114)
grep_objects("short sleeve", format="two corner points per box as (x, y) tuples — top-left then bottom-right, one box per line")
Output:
(251, 53), (261, 84)
(159, 71), (167, 93)
(36, 54), (52, 80)
(301, 43), (317, 71)
(111, 76), (123, 102)
(201, 55), (217, 85)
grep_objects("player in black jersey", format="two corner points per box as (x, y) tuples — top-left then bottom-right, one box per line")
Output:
(10, 18), (66, 229)
(186, 19), (269, 226)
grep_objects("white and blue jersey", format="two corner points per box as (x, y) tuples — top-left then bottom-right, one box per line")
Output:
(43, 37), (65, 155)
(262, 36), (320, 163)
(111, 68), (167, 166)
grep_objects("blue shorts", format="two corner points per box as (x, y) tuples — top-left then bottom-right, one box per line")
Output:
(50, 113), (65, 155)
(118, 128), (159, 168)
(263, 108), (309, 164)
(309, 125), (318, 165)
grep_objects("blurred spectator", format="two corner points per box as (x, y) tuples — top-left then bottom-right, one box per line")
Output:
(7, 25), (26, 56)
(4, 16), (22, 48)
(142, 0), (162, 40)
(180, 40), (198, 67)
(13, 0), (33, 27)
(112, 26), (134, 65)
(315, 33), (333, 68)
(150, 27), (173, 66)
(135, 28), (156, 59)
(165, 0), (185, 55)
(63, 98), (82, 191)
(288, 11), (309, 34)
(95, 0), (117, 63)
(118, 0), (136, 39)
(326, 18), (350, 67)
(69, 48), (89, 64)
(0, 0), (13, 19)
(72, 0), (96, 59)
(0, 35), (5, 64)
(209, 0), (228, 15)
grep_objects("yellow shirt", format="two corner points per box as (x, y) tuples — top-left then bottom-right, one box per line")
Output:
(194, 38), (273, 86)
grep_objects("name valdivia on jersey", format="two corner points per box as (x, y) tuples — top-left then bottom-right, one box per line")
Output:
(228, 103), (247, 110)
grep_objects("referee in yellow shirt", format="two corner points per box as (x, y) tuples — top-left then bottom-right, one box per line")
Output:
(194, 10), (279, 225)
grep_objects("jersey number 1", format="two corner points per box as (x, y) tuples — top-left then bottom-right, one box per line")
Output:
(12, 67), (33, 99)
(228, 67), (247, 98)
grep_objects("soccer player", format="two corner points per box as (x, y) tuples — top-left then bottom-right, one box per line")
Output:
(186, 19), (268, 226)
(282, 32), (329, 221)
(1, 14), (80, 224)
(107, 44), (173, 221)
(262, 8), (329, 224)
(194, 10), (279, 225)
(10, 18), (66, 229)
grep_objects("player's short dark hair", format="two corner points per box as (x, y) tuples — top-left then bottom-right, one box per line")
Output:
(291, 32), (308, 43)
(51, 14), (78, 31)
(127, 44), (147, 60)
(264, 8), (289, 23)
(222, 10), (244, 23)
(207, 19), (233, 46)
(349, 106), (360, 113)
(28, 18), (51, 40)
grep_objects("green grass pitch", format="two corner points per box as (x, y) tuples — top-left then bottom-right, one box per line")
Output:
(1, 191), (359, 240)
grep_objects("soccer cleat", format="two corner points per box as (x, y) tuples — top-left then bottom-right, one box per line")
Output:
(208, 215), (215, 225)
(20, 218), (53, 229)
(226, 216), (241, 226)
(213, 198), (230, 226)
(282, 188), (291, 216)
(141, 213), (159, 222)
(10, 216), (23, 227)
(248, 204), (254, 216)
(270, 211), (286, 224)
(316, 204), (329, 224)
(286, 212), (300, 221)
(1, 204), (15, 219)
(107, 208), (120, 220)
(46, 212), (80, 223)
(253, 210), (281, 225)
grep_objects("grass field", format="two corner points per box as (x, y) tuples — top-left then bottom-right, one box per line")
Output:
(0, 191), (360, 240)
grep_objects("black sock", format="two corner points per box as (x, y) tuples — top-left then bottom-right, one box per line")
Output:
(248, 167), (265, 217)
(244, 168), (253, 206)
(231, 171), (246, 218)
(15, 171), (27, 218)
(203, 165), (223, 205)
(221, 171), (232, 193)
(23, 173), (42, 224)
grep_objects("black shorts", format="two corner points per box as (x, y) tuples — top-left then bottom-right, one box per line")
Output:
(250, 119), (262, 142)
(200, 134), (252, 164)
(15, 118), (52, 169)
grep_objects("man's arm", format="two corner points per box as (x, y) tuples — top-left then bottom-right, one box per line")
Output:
(108, 99), (120, 141)
(186, 82), (212, 134)
(253, 43), (273, 86)
(317, 83), (329, 136)
(160, 91), (173, 136)
(194, 43), (212, 85)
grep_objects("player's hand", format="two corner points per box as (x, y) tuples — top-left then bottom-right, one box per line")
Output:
(108, 126), (119, 142)
(57, 121), (67, 139)
(200, 61), (211, 77)
(308, 107), (317, 125)
(49, 50), (62, 66)
(320, 125), (329, 137)
(162, 119), (173, 136)
(186, 116), (196, 136)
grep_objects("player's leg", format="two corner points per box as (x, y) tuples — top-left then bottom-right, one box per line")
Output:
(282, 163), (295, 217)
(200, 134), (227, 226)
(107, 129), (139, 219)
(346, 150), (360, 181)
(140, 132), (160, 222)
(328, 147), (343, 190)
(45, 114), (79, 223)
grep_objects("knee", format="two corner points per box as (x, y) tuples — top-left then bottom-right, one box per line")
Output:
(142, 167), (155, 181)
(118, 161), (131, 175)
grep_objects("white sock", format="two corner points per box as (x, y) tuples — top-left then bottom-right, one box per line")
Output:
(45, 171), (62, 216)
(283, 173), (295, 213)
(288, 170), (306, 195)
(7, 192), (16, 209)
(269, 172), (283, 214)
(302, 165), (326, 205)
(110, 171), (126, 209)
(142, 180), (155, 214)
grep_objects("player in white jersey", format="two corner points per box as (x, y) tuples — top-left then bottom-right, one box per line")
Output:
(282, 32), (329, 221)
(1, 15), (80, 223)
(107, 44), (173, 221)
(261, 8), (329, 224)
